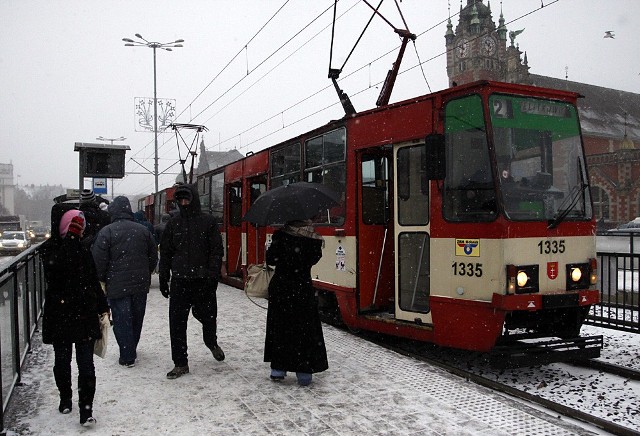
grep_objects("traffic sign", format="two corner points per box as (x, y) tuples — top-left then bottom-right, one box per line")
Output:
(93, 177), (107, 194)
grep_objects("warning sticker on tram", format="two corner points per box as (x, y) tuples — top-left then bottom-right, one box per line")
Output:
(455, 239), (480, 257)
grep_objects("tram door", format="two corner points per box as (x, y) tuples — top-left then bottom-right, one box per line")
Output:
(357, 151), (394, 312)
(393, 142), (432, 324)
(226, 183), (243, 278)
(244, 175), (267, 267)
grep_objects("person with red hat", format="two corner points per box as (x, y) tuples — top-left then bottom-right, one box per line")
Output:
(40, 204), (110, 427)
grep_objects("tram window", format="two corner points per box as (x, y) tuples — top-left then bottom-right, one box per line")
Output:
(250, 178), (266, 205)
(361, 155), (389, 225)
(397, 145), (429, 226)
(303, 128), (347, 226)
(229, 186), (242, 227)
(210, 173), (224, 223)
(271, 175), (300, 189)
(198, 177), (210, 213)
(398, 232), (430, 314)
(271, 143), (300, 177)
(305, 137), (323, 168)
(324, 129), (346, 163)
(443, 95), (497, 222)
(305, 163), (346, 225)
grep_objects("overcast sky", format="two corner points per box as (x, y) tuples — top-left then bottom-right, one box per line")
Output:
(1, 0), (638, 198)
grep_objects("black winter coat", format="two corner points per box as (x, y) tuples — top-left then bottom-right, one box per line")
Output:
(79, 202), (111, 250)
(264, 230), (328, 374)
(92, 196), (158, 299)
(41, 204), (109, 345)
(159, 183), (223, 281)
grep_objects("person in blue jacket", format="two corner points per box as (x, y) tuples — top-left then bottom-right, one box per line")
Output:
(91, 196), (157, 368)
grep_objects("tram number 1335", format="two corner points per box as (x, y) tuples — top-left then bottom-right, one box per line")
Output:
(452, 262), (483, 277)
(538, 240), (566, 254)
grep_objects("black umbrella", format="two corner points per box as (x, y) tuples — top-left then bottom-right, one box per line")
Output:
(243, 182), (341, 226)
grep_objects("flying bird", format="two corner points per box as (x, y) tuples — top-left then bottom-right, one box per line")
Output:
(603, 31), (615, 39)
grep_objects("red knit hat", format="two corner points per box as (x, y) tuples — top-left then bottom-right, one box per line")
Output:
(67, 215), (85, 237)
(59, 210), (86, 238)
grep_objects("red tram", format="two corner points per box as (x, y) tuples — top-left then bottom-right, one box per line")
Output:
(163, 80), (602, 364)
(138, 186), (177, 225)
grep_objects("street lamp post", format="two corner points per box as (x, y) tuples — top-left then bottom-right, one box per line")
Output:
(123, 34), (183, 193)
(96, 136), (126, 199)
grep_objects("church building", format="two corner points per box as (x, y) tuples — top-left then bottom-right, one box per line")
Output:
(445, 0), (640, 228)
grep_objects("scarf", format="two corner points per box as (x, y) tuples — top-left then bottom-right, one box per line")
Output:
(282, 222), (325, 247)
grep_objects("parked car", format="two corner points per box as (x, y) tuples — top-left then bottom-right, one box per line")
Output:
(0, 231), (32, 255)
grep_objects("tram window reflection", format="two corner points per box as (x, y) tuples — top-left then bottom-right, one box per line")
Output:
(361, 155), (389, 225)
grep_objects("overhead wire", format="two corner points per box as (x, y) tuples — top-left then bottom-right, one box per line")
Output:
(129, 0), (340, 183)
(201, 0), (562, 154)
(127, 0), (560, 195)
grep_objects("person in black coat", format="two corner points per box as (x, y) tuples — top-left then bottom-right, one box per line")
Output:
(41, 204), (110, 427)
(264, 220), (328, 386)
(92, 196), (158, 367)
(159, 183), (225, 379)
(78, 189), (111, 250)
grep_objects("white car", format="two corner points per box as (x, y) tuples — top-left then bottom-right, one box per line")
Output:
(0, 231), (32, 255)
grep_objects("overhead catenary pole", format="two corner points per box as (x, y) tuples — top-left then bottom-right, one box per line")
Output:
(123, 34), (183, 193)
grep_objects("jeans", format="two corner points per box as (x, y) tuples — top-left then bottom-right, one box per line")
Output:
(169, 278), (218, 366)
(108, 292), (148, 364)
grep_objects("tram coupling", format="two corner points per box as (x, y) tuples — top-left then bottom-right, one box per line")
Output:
(489, 335), (603, 369)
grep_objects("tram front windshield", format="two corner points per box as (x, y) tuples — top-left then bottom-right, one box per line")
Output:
(443, 94), (592, 223)
(490, 94), (591, 222)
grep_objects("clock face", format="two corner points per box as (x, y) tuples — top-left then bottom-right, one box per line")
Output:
(482, 36), (496, 55)
(456, 38), (469, 58)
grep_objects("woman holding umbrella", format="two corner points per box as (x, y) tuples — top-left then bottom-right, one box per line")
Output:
(264, 218), (328, 385)
(244, 182), (338, 385)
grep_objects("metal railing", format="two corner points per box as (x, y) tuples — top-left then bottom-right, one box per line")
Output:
(589, 232), (640, 333)
(0, 245), (45, 435)
(0, 234), (637, 433)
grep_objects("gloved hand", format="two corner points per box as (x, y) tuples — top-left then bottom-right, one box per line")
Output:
(159, 280), (170, 299)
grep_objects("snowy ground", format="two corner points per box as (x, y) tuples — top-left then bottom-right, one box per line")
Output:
(3, 276), (639, 435)
(467, 324), (640, 430)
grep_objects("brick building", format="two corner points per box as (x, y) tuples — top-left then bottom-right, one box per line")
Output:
(445, 0), (640, 228)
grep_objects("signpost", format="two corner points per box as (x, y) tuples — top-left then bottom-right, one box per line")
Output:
(93, 178), (107, 194)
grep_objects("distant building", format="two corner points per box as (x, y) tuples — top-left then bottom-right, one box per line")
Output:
(446, 0), (640, 228)
(195, 139), (244, 175)
(0, 163), (15, 215)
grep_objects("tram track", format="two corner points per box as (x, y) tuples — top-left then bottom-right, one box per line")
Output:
(357, 332), (639, 436)
(568, 358), (640, 382)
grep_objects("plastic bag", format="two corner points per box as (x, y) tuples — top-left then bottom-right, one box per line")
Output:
(94, 313), (110, 358)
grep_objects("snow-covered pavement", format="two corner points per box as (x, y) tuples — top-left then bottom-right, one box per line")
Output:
(3, 275), (631, 435)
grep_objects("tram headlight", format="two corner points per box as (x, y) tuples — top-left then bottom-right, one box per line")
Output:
(566, 262), (592, 290)
(517, 271), (529, 287)
(506, 264), (539, 294)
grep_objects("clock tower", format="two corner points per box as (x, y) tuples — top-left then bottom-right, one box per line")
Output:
(445, 0), (530, 86)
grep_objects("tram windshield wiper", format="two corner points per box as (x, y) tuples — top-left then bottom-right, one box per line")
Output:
(548, 165), (589, 229)
(547, 183), (587, 229)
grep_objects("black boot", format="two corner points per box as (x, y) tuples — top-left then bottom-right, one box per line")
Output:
(78, 375), (96, 426)
(53, 366), (72, 414)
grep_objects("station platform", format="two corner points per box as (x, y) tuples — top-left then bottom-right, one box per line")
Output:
(4, 275), (601, 435)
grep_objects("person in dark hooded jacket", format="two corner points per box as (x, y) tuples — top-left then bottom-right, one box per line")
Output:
(91, 196), (158, 367)
(158, 183), (225, 379)
(133, 210), (157, 244)
(78, 189), (110, 250)
(154, 213), (171, 245)
(41, 204), (110, 427)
